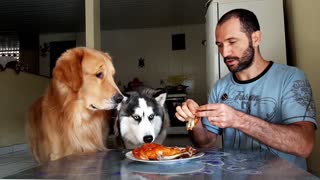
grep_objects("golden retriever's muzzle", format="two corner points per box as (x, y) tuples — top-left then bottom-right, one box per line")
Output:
(90, 94), (124, 111)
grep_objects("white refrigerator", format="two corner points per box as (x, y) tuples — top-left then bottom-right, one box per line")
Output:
(205, 0), (287, 93)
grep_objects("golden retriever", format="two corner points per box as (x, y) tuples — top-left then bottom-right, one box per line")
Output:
(26, 47), (123, 164)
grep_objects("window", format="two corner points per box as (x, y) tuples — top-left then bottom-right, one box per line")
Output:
(0, 34), (21, 71)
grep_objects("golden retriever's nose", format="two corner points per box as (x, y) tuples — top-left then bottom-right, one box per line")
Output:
(113, 94), (124, 104)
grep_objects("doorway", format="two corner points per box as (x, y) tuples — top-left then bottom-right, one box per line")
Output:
(49, 40), (76, 77)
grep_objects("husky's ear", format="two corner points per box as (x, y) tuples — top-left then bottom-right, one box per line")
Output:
(124, 91), (138, 97)
(122, 91), (130, 97)
(154, 92), (167, 106)
(116, 94), (128, 111)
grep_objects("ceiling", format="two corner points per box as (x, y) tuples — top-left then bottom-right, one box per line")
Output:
(0, 0), (208, 33)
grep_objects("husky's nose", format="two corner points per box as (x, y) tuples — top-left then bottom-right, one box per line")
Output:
(113, 93), (124, 104)
(143, 135), (154, 143)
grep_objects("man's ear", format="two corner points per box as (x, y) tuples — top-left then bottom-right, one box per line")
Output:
(251, 31), (261, 48)
(53, 48), (84, 92)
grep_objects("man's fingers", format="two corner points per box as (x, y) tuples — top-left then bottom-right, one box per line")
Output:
(198, 104), (219, 111)
(185, 99), (199, 114)
(196, 110), (219, 117)
(182, 104), (195, 118)
(175, 106), (189, 121)
(175, 112), (186, 122)
(208, 116), (220, 121)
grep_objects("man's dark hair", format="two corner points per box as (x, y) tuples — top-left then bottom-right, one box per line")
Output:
(217, 9), (260, 39)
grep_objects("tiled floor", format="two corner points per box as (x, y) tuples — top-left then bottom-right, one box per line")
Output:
(0, 150), (37, 178)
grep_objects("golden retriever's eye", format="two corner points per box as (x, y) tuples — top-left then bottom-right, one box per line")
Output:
(96, 72), (104, 79)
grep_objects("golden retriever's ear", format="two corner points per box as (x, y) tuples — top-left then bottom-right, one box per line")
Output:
(104, 52), (111, 59)
(53, 48), (84, 91)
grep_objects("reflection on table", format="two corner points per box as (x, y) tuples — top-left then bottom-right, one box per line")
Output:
(5, 148), (319, 179)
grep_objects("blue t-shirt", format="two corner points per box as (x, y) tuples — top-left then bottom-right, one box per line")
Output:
(202, 62), (317, 170)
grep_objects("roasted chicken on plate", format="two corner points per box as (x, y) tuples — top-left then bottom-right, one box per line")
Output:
(132, 143), (197, 160)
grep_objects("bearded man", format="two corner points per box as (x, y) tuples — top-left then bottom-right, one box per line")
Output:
(175, 9), (317, 170)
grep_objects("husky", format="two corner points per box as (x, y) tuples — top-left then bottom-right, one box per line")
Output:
(114, 87), (170, 149)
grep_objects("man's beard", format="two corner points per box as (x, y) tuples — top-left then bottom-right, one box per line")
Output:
(224, 44), (255, 73)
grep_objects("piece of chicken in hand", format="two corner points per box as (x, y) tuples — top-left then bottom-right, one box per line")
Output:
(186, 116), (200, 131)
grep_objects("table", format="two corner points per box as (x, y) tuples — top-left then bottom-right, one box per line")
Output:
(4, 148), (319, 179)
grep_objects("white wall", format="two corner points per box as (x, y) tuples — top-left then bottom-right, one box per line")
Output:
(285, 0), (320, 176)
(39, 24), (207, 104)
(103, 25), (207, 103)
(0, 69), (49, 147)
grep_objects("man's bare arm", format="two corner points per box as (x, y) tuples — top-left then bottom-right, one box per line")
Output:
(188, 120), (218, 148)
(235, 113), (315, 158)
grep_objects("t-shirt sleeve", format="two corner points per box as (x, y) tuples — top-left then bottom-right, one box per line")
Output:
(281, 68), (317, 128)
(202, 82), (223, 135)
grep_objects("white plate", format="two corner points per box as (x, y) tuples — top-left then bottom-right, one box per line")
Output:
(125, 161), (206, 174)
(125, 151), (204, 164)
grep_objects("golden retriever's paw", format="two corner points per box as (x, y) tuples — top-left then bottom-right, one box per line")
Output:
(49, 153), (60, 161)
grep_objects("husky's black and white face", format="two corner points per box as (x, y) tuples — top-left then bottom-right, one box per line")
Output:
(115, 89), (167, 149)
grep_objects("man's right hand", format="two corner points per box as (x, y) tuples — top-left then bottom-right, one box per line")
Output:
(175, 99), (217, 148)
(175, 99), (199, 123)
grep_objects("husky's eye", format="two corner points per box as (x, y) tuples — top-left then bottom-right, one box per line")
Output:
(148, 114), (154, 120)
(96, 72), (104, 79)
(132, 115), (141, 121)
